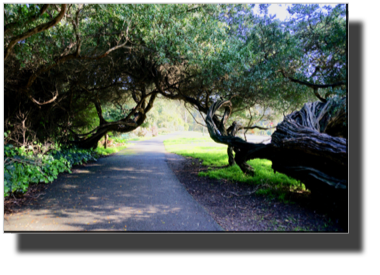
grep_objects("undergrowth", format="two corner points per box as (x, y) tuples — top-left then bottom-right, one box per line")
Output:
(4, 141), (132, 198)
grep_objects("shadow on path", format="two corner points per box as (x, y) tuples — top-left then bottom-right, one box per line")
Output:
(4, 133), (222, 231)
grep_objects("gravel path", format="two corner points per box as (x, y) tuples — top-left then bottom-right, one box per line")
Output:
(4, 133), (223, 231)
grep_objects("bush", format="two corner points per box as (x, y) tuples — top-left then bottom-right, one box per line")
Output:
(4, 143), (98, 198)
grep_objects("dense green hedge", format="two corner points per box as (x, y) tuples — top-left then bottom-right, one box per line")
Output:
(4, 144), (98, 198)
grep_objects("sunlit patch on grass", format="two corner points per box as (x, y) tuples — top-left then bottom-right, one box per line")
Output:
(95, 144), (132, 156)
(164, 136), (306, 202)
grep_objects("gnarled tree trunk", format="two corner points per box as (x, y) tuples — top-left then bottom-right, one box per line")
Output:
(71, 93), (157, 149)
(270, 99), (347, 194)
(205, 98), (347, 196)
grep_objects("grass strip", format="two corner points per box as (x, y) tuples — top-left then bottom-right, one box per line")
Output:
(164, 136), (307, 202)
(95, 144), (133, 156)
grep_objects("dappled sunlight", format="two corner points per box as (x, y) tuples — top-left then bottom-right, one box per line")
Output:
(5, 131), (224, 231)
(88, 197), (98, 200)
(109, 167), (136, 172)
(6, 202), (184, 231)
(65, 175), (79, 178)
(108, 167), (165, 176)
(83, 163), (104, 167)
(167, 135), (301, 187)
(61, 184), (79, 189)
(4, 2), (347, 233)
(74, 169), (92, 174)
(108, 167), (155, 173)
(110, 205), (182, 221)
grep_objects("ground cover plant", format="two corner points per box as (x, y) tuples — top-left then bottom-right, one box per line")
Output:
(4, 144), (92, 197)
(3, 130), (157, 198)
(164, 136), (307, 202)
(4, 131), (165, 199)
(4, 139), (134, 198)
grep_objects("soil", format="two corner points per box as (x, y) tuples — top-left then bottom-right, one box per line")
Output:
(4, 182), (48, 215)
(166, 156), (348, 232)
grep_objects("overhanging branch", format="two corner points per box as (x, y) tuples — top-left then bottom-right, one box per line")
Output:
(5, 4), (50, 35)
(5, 4), (67, 60)
(280, 70), (345, 102)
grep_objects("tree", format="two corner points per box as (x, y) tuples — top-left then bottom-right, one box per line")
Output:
(280, 4), (347, 102)
(4, 4), (346, 153)
(4, 4), (235, 148)
(4, 3), (348, 203)
(205, 98), (347, 197)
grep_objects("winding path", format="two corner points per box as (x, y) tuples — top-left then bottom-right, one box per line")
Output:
(4, 133), (223, 231)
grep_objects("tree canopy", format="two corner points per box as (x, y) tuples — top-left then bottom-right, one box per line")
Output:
(4, 4), (347, 148)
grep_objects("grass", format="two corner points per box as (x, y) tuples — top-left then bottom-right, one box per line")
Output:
(111, 135), (154, 143)
(96, 132), (176, 156)
(95, 145), (130, 156)
(164, 137), (228, 166)
(95, 131), (166, 156)
(95, 144), (133, 156)
(164, 136), (307, 202)
(95, 134), (159, 156)
(124, 136), (153, 142)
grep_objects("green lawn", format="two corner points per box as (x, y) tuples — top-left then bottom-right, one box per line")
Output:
(164, 136), (306, 202)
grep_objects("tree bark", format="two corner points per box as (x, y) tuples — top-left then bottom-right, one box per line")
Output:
(104, 134), (108, 149)
(270, 98), (347, 193)
(205, 98), (347, 195)
(227, 145), (235, 166)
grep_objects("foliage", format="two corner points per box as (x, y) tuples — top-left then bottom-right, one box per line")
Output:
(3, 136), (138, 197)
(4, 4), (346, 150)
(4, 142), (98, 197)
(51, 147), (98, 165)
(286, 4), (347, 90)
(144, 98), (187, 130)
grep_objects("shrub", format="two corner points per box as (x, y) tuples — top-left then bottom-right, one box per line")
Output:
(4, 143), (98, 198)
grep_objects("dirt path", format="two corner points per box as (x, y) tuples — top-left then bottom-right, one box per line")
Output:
(4, 133), (223, 231)
(167, 156), (347, 232)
